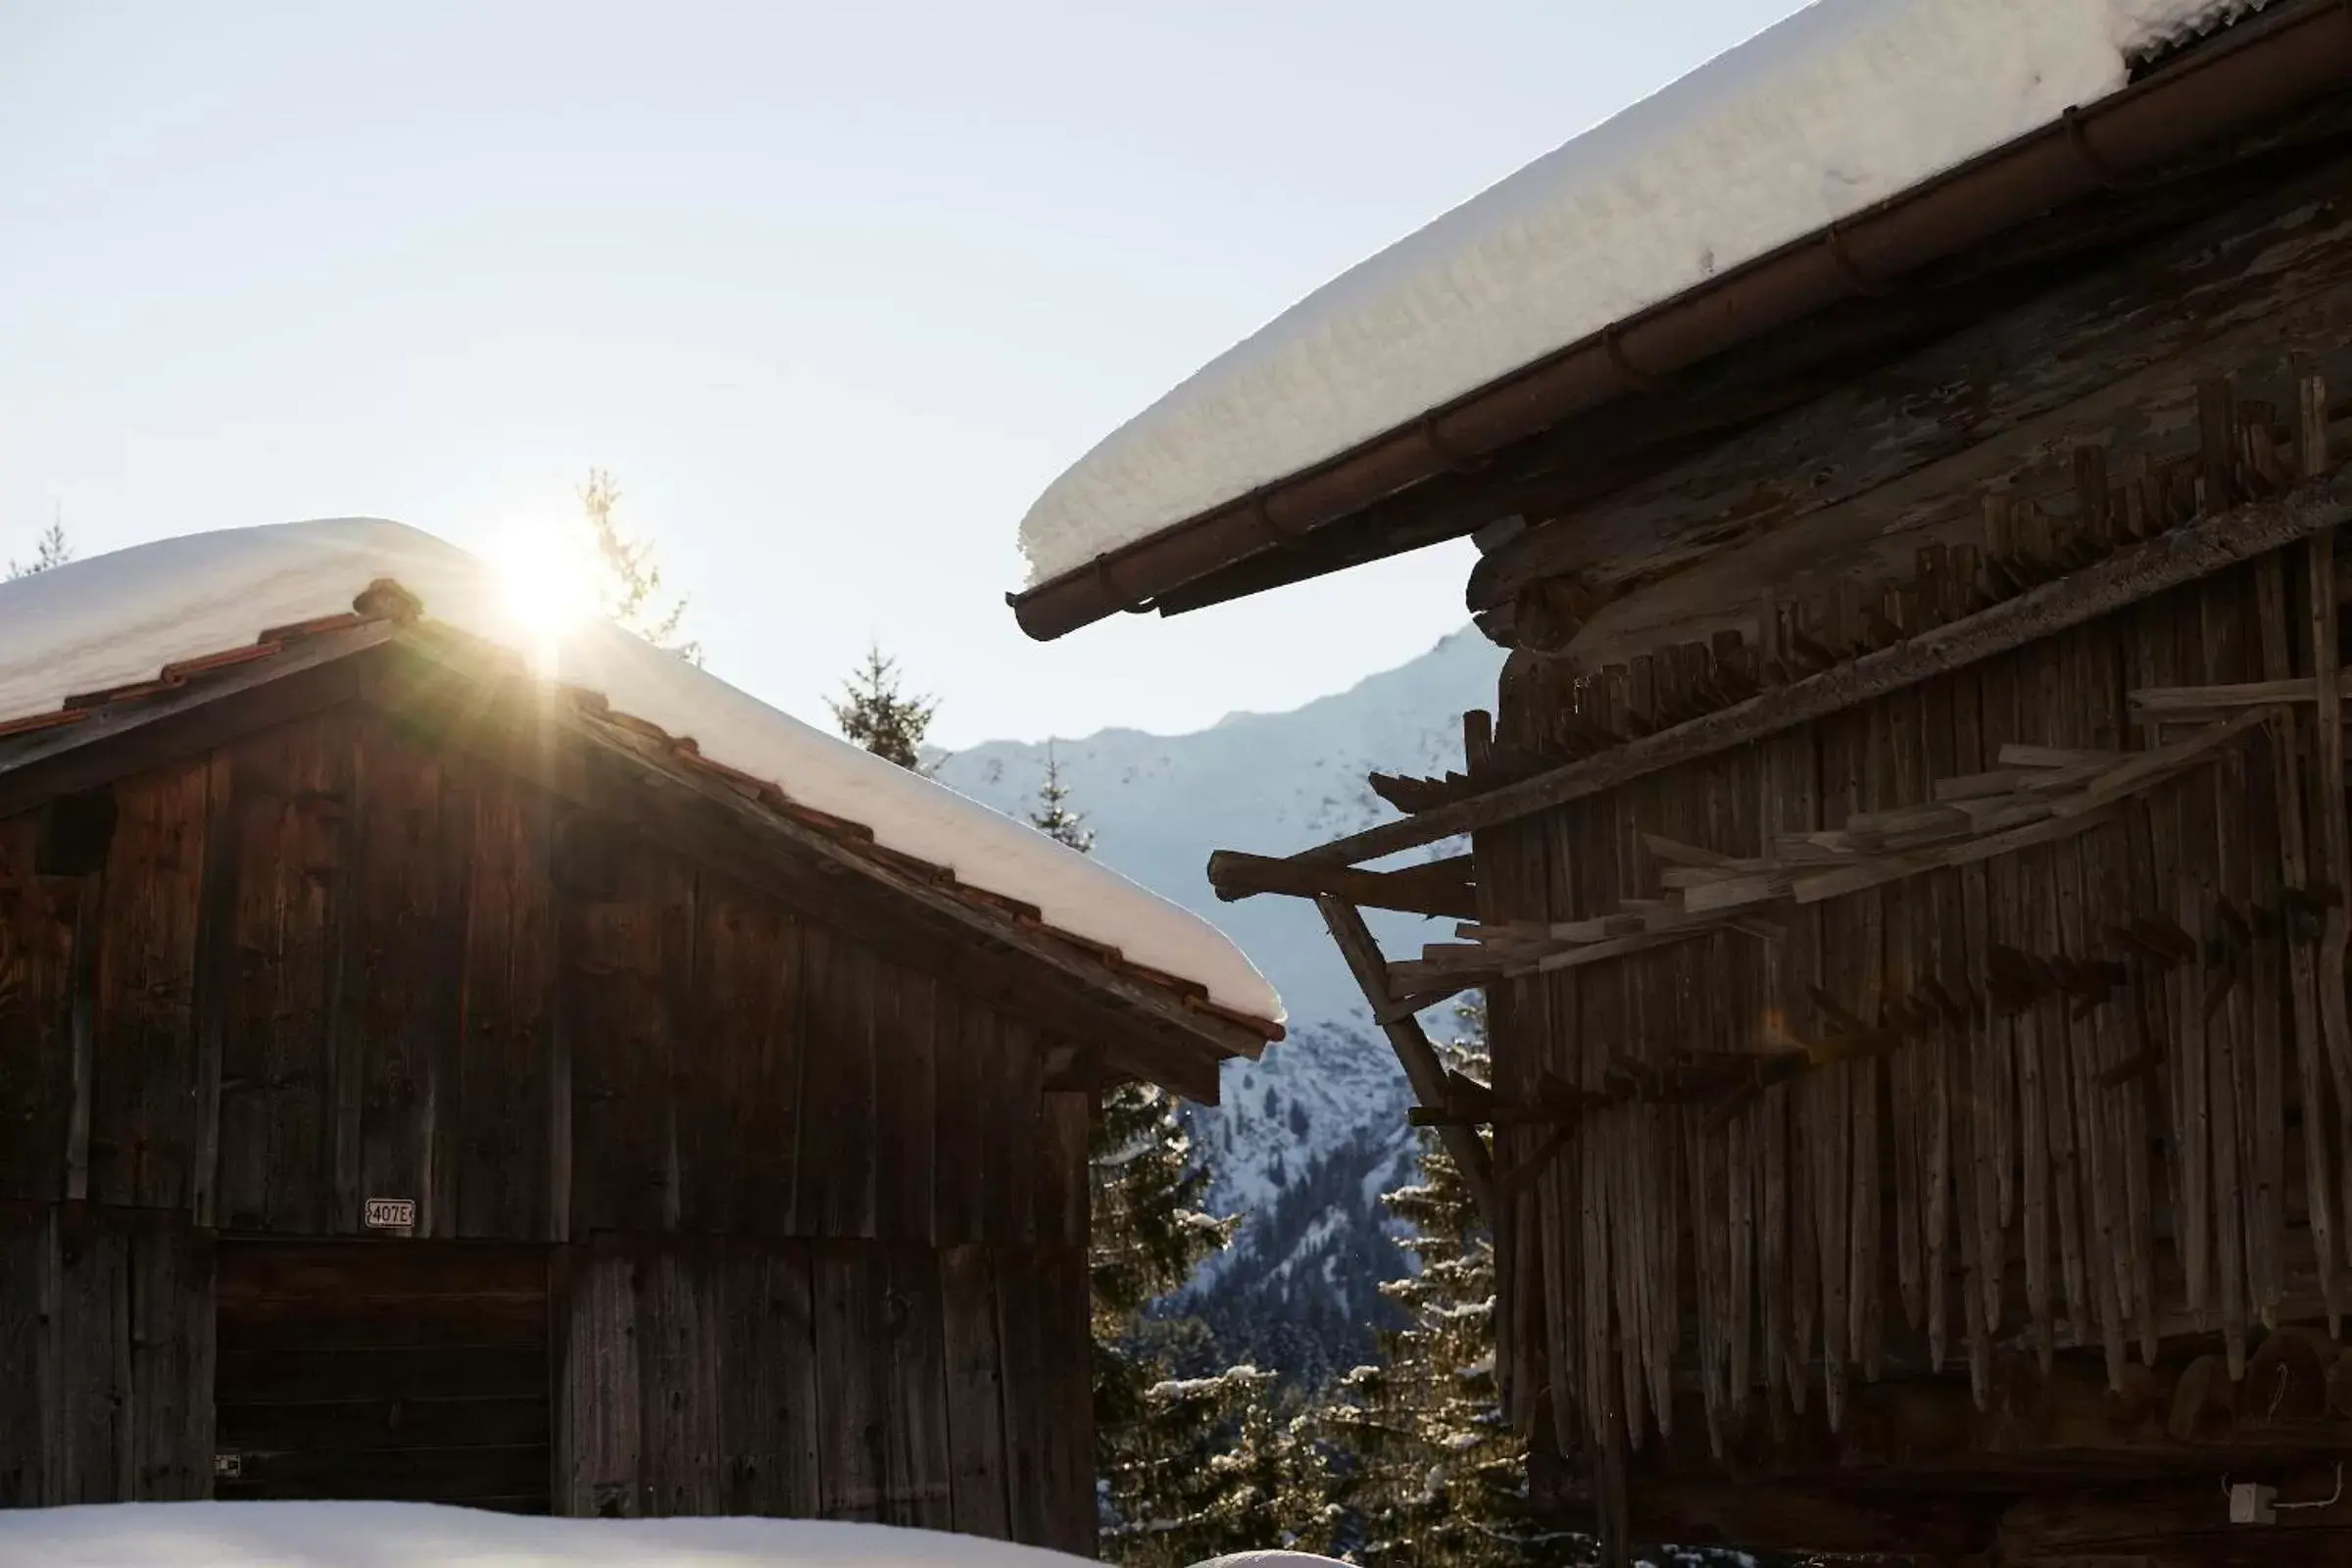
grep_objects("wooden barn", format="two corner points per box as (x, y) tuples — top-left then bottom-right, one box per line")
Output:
(1009, 3), (2352, 1562)
(0, 520), (1282, 1547)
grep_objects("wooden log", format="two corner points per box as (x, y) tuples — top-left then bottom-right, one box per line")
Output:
(1287, 478), (2352, 871)
(1317, 897), (1497, 1228)
(1205, 849), (1478, 919)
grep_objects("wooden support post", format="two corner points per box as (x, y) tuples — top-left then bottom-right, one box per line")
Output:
(1316, 894), (1498, 1226)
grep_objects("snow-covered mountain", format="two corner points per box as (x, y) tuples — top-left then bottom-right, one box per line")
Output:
(931, 627), (1505, 1378)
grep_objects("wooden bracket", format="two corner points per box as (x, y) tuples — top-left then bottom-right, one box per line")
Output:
(1314, 894), (1498, 1228)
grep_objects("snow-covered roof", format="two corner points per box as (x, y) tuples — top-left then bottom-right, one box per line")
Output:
(1014, 0), (2265, 590)
(0, 518), (1283, 1030)
(0, 1502), (1091, 1566)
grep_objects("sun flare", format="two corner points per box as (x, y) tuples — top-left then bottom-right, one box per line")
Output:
(484, 519), (601, 673)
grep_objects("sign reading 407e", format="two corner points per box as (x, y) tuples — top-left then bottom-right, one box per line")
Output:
(364, 1197), (416, 1232)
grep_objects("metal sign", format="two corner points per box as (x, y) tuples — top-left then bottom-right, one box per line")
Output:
(363, 1197), (416, 1232)
(214, 1452), (242, 1480)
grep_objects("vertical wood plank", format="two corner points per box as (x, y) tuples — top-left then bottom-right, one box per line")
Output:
(991, 1017), (1043, 1247)
(47, 1206), (131, 1502)
(566, 842), (693, 1236)
(717, 1239), (821, 1516)
(813, 1240), (889, 1522)
(874, 964), (939, 1245)
(2308, 525), (2352, 1295)
(88, 761), (211, 1211)
(0, 817), (80, 1202)
(0, 1206), (46, 1504)
(348, 722), (457, 1233)
(2256, 552), (2340, 1334)
(1035, 1243), (1096, 1557)
(125, 1211), (213, 1500)
(687, 880), (800, 1238)
(558, 1240), (642, 1518)
(452, 768), (558, 1240)
(211, 717), (349, 1234)
(1037, 1090), (1091, 1250)
(800, 929), (881, 1240)
(932, 1000), (989, 1247)
(2201, 583), (2250, 1377)
(881, 1243), (954, 1532)
(939, 1243), (1011, 1541)
(637, 1243), (721, 1516)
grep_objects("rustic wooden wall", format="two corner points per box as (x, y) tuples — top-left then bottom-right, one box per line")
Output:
(0, 701), (1095, 1545)
(1480, 535), (2352, 1489)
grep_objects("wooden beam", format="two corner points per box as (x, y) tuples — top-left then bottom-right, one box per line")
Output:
(1314, 895), (1497, 1226)
(1291, 476), (2352, 869)
(1205, 849), (1476, 916)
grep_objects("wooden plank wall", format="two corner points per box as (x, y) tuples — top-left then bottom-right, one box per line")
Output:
(0, 1204), (214, 1505)
(555, 1236), (1089, 1547)
(0, 705), (1096, 1546)
(1485, 535), (2352, 1470)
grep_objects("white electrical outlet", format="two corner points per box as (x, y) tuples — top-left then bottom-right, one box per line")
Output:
(2229, 1482), (2278, 1525)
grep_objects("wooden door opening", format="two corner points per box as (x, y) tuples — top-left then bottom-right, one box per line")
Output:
(213, 1241), (552, 1513)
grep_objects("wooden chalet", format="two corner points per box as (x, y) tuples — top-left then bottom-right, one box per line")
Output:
(0, 524), (1280, 1546)
(1011, 3), (2352, 1563)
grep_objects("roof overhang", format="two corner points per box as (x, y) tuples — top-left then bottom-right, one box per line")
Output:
(1008, 0), (2352, 643)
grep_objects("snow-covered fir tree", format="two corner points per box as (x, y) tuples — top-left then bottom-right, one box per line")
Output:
(829, 643), (939, 771)
(577, 469), (698, 662)
(1032, 757), (1329, 1563)
(7, 516), (72, 580)
(1321, 998), (1572, 1566)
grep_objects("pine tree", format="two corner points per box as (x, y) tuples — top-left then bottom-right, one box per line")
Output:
(1322, 998), (1577, 1566)
(577, 469), (699, 662)
(828, 643), (940, 771)
(1029, 743), (1094, 853)
(6, 516), (72, 580)
(1040, 757), (1331, 1562)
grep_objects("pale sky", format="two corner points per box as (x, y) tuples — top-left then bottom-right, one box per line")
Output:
(2, 0), (1800, 749)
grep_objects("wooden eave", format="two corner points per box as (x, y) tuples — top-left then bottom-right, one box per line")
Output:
(0, 608), (1271, 1102)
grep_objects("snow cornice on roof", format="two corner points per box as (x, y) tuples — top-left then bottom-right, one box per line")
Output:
(1007, 0), (2327, 642)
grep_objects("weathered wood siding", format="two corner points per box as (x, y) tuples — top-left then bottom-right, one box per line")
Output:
(0, 704), (1094, 1547)
(1481, 536), (2352, 1477)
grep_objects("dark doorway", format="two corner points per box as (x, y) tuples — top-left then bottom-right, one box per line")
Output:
(213, 1241), (552, 1513)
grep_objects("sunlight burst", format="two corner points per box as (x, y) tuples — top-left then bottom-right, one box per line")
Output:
(485, 517), (601, 674)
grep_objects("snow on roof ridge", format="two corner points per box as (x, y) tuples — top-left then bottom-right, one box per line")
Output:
(1013, 0), (2262, 590)
(0, 518), (1283, 1030)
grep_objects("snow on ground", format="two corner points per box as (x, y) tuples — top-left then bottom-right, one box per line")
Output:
(1016, 0), (2269, 588)
(0, 518), (1279, 1025)
(0, 1503), (1094, 1568)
